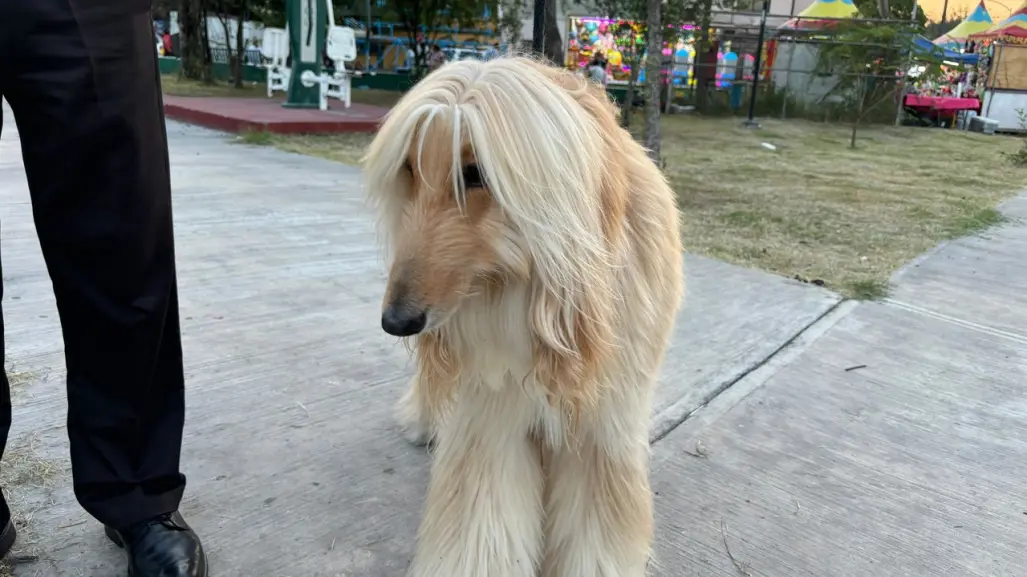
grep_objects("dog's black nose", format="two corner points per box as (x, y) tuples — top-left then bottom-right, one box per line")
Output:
(382, 306), (427, 337)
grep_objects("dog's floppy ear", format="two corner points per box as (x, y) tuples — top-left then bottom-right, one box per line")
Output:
(529, 265), (615, 421)
(525, 71), (629, 422)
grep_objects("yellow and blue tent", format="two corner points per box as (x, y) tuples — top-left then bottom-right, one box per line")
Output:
(779, 0), (859, 30)
(972, 0), (1027, 42)
(934, 1), (994, 48)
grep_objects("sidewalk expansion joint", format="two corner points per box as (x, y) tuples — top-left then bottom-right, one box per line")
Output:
(649, 298), (858, 446)
(883, 299), (1027, 345)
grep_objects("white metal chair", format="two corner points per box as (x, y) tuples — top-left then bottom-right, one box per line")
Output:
(260, 27), (290, 98)
(323, 26), (358, 109)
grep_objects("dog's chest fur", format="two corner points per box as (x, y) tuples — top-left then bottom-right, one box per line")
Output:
(438, 284), (570, 445)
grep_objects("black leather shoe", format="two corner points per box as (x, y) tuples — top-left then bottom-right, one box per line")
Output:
(0, 494), (16, 559)
(104, 511), (208, 577)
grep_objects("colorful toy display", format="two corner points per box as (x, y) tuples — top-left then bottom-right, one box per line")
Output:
(566, 17), (759, 90)
(566, 17), (702, 84)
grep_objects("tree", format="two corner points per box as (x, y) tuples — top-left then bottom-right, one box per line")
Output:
(211, 0), (251, 88)
(385, 0), (502, 78)
(543, 0), (564, 63)
(179, 0), (212, 81)
(924, 6), (966, 38)
(497, 0), (528, 47)
(853, 0), (926, 25)
(643, 0), (663, 162)
(815, 22), (944, 147)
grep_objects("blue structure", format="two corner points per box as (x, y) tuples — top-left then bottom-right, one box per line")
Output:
(911, 35), (981, 67)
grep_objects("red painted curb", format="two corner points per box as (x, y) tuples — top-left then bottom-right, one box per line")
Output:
(163, 102), (383, 135)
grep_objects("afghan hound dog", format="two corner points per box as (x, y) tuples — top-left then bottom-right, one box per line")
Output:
(362, 56), (684, 577)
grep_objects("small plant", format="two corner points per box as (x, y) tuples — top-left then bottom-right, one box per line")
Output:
(846, 278), (891, 300)
(1004, 108), (1027, 167)
(237, 129), (273, 146)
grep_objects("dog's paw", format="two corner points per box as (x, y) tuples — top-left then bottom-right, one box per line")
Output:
(400, 423), (433, 447)
(396, 388), (434, 448)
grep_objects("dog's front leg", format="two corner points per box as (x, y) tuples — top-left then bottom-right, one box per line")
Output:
(407, 386), (544, 577)
(541, 418), (653, 577)
(396, 373), (436, 447)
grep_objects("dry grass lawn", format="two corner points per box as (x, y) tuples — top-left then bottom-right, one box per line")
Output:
(160, 73), (1027, 298)
(660, 116), (1027, 298)
(243, 116), (1026, 299)
(0, 367), (62, 577)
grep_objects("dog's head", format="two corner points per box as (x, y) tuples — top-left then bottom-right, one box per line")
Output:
(363, 56), (625, 388)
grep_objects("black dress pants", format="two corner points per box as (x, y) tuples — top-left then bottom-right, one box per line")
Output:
(0, 0), (186, 529)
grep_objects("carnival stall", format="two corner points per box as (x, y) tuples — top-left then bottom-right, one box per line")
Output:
(902, 35), (984, 126)
(971, 0), (1027, 130)
(766, 0), (859, 104)
(564, 16), (751, 88)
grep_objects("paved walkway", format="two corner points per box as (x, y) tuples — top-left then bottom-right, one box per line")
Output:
(650, 196), (1027, 577)
(1, 101), (1024, 576)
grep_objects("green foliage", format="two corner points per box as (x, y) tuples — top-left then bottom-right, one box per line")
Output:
(1004, 109), (1027, 167)
(852, 0), (927, 26)
(815, 22), (944, 106)
(814, 21), (945, 146)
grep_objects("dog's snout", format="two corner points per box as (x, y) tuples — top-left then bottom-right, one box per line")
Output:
(382, 303), (428, 337)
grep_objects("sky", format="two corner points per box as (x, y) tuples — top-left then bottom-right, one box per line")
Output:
(917, 0), (1016, 22)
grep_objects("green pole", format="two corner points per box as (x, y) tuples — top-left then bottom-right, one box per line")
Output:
(284, 0), (326, 109)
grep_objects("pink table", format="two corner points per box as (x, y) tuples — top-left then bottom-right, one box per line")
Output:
(903, 95), (981, 112)
(903, 95), (980, 127)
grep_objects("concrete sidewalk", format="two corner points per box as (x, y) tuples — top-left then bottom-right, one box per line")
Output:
(0, 106), (837, 576)
(650, 197), (1027, 577)
(1, 101), (1024, 576)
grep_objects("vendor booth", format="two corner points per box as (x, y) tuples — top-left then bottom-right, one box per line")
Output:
(972, 0), (1027, 131)
(564, 16), (749, 88)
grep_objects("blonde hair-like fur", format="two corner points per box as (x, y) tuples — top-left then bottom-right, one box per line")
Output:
(363, 56), (684, 577)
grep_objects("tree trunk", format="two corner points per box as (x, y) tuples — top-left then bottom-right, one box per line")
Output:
(542, 0), (563, 65)
(200, 5), (214, 83)
(217, 13), (236, 85)
(234, 0), (248, 88)
(178, 0), (210, 81)
(643, 0), (663, 163)
(621, 48), (641, 128)
(850, 74), (865, 149)
(692, 0), (713, 113)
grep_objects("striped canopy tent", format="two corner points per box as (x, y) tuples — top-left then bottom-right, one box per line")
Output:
(934, 1), (993, 48)
(971, 0), (1027, 42)
(779, 0), (859, 30)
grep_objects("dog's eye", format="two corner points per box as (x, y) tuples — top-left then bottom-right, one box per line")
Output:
(462, 164), (485, 190)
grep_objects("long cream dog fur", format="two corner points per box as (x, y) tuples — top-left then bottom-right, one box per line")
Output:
(362, 55), (684, 577)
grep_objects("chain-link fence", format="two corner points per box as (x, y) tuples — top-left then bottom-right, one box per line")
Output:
(613, 13), (933, 125)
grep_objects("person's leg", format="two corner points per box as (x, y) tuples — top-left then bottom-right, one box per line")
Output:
(0, 1), (205, 575)
(3, 0), (185, 529)
(0, 62), (19, 563)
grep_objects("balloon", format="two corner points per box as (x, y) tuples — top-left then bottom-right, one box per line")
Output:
(676, 48), (688, 58)
(586, 21), (598, 32)
(599, 23), (608, 33)
(608, 50), (622, 66)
